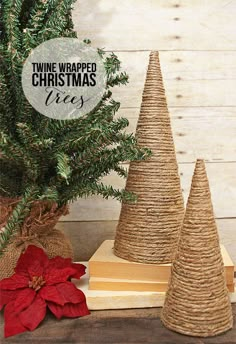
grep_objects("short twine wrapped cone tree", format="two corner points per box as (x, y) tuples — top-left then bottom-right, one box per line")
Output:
(114, 51), (184, 264)
(161, 159), (233, 337)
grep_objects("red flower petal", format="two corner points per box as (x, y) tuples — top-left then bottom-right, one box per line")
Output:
(27, 260), (45, 278)
(39, 282), (86, 306)
(39, 285), (65, 305)
(70, 263), (86, 279)
(44, 267), (79, 285)
(4, 301), (27, 338)
(48, 256), (72, 269)
(14, 288), (36, 313)
(55, 282), (87, 304)
(47, 301), (63, 319)
(0, 274), (29, 290)
(48, 256), (86, 279)
(0, 289), (20, 310)
(15, 245), (49, 276)
(47, 299), (90, 319)
(19, 294), (46, 331)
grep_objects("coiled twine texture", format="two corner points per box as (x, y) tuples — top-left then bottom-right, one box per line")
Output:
(114, 51), (184, 264)
(161, 159), (233, 337)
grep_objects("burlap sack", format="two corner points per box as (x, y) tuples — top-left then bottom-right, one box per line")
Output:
(0, 198), (74, 279)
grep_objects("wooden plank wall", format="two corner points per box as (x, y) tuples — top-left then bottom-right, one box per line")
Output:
(58, 0), (236, 264)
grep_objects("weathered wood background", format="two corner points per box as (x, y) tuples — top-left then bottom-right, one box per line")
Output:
(59, 0), (236, 264)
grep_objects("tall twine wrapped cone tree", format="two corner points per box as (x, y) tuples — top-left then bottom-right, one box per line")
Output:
(0, 0), (150, 279)
(114, 51), (184, 264)
(161, 159), (233, 337)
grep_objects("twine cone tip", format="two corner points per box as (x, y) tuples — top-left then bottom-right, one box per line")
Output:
(114, 51), (184, 264)
(196, 158), (205, 164)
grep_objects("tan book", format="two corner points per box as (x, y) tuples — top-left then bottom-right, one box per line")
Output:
(89, 277), (168, 292)
(89, 240), (235, 285)
(89, 276), (235, 293)
(74, 263), (236, 310)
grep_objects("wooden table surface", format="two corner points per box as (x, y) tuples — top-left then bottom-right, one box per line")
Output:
(1, 304), (235, 344)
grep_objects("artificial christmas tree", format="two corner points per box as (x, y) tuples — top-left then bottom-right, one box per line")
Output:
(0, 0), (150, 278)
(114, 51), (184, 264)
(161, 159), (233, 337)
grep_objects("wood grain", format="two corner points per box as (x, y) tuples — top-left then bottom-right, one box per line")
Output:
(58, 219), (236, 264)
(68, 0), (236, 265)
(1, 305), (236, 343)
(117, 107), (236, 163)
(154, 51), (236, 80)
(107, 51), (236, 107)
(116, 79), (236, 107)
(73, 0), (236, 50)
(61, 162), (236, 221)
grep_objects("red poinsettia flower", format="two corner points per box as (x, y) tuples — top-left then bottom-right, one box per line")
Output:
(0, 245), (90, 338)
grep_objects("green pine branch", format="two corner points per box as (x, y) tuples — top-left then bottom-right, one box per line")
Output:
(0, 0), (152, 253)
(0, 185), (38, 256)
(16, 122), (54, 151)
(56, 152), (72, 183)
(0, 131), (39, 181)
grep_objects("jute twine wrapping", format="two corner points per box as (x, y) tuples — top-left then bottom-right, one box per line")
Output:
(114, 51), (184, 264)
(161, 159), (233, 337)
(0, 198), (73, 279)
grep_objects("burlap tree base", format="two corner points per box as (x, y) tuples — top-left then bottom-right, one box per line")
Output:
(0, 198), (73, 279)
(114, 51), (184, 264)
(161, 159), (233, 337)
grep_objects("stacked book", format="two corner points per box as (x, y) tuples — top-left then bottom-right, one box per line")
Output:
(89, 240), (235, 293)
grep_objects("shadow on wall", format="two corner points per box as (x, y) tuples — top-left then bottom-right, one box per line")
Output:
(72, 0), (114, 47)
(57, 221), (117, 261)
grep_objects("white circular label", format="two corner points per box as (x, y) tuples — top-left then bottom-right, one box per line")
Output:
(22, 38), (107, 120)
